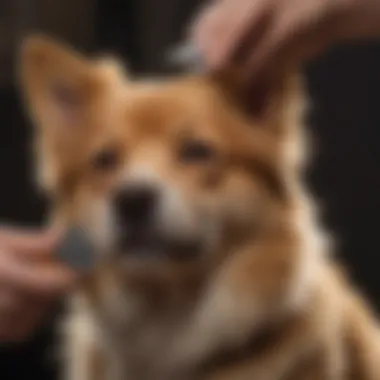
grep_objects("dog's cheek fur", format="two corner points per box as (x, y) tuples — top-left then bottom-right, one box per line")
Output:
(216, 172), (264, 234)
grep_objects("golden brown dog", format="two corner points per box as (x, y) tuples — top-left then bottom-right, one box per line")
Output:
(19, 36), (380, 380)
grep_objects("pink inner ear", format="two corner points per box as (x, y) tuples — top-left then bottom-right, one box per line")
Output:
(49, 81), (83, 124)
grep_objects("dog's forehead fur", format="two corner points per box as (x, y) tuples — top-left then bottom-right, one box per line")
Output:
(98, 78), (278, 173)
(91, 78), (239, 148)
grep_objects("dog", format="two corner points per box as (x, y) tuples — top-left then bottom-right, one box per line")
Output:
(19, 35), (380, 380)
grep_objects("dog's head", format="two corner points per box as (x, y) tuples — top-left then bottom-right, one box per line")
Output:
(20, 36), (305, 274)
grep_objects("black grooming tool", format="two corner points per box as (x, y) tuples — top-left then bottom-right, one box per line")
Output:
(56, 226), (97, 272)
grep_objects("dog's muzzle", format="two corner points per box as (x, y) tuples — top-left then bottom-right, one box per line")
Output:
(112, 183), (202, 261)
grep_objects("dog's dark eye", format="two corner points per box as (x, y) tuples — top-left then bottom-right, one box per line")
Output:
(179, 140), (215, 163)
(92, 148), (119, 171)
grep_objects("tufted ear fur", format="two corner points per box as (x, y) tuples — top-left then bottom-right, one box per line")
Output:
(20, 36), (101, 131)
(211, 66), (305, 131)
(210, 65), (309, 175)
(19, 35), (127, 133)
(19, 35), (127, 194)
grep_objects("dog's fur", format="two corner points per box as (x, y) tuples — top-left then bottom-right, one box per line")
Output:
(20, 36), (380, 380)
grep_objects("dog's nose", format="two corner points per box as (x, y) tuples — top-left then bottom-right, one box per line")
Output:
(114, 185), (158, 224)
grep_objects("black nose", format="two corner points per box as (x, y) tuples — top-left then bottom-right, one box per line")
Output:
(114, 185), (158, 225)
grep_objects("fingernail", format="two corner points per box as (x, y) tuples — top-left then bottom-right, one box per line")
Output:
(55, 226), (97, 273)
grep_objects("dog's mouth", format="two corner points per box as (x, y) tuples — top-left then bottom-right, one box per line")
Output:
(116, 229), (203, 262)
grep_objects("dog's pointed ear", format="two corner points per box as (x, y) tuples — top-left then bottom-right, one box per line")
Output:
(19, 35), (102, 133)
(210, 66), (303, 136)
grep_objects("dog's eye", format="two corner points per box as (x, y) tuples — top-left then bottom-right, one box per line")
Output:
(92, 148), (119, 171)
(179, 140), (215, 163)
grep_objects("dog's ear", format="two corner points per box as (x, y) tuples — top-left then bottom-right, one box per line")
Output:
(19, 36), (127, 194)
(210, 66), (304, 136)
(19, 35), (105, 135)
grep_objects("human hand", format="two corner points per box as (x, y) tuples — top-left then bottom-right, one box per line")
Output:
(0, 227), (77, 342)
(192, 0), (380, 79)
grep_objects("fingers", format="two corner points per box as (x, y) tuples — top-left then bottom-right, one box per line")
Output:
(0, 291), (50, 342)
(241, 11), (302, 80)
(0, 237), (76, 343)
(0, 251), (78, 297)
(0, 226), (62, 258)
(192, 0), (348, 79)
(212, 1), (271, 70)
(193, 0), (270, 69)
(0, 225), (87, 343)
(243, 5), (342, 80)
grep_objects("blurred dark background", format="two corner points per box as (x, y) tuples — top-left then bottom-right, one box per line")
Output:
(0, 1), (380, 379)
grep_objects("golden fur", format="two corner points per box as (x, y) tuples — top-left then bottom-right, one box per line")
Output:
(19, 35), (380, 380)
